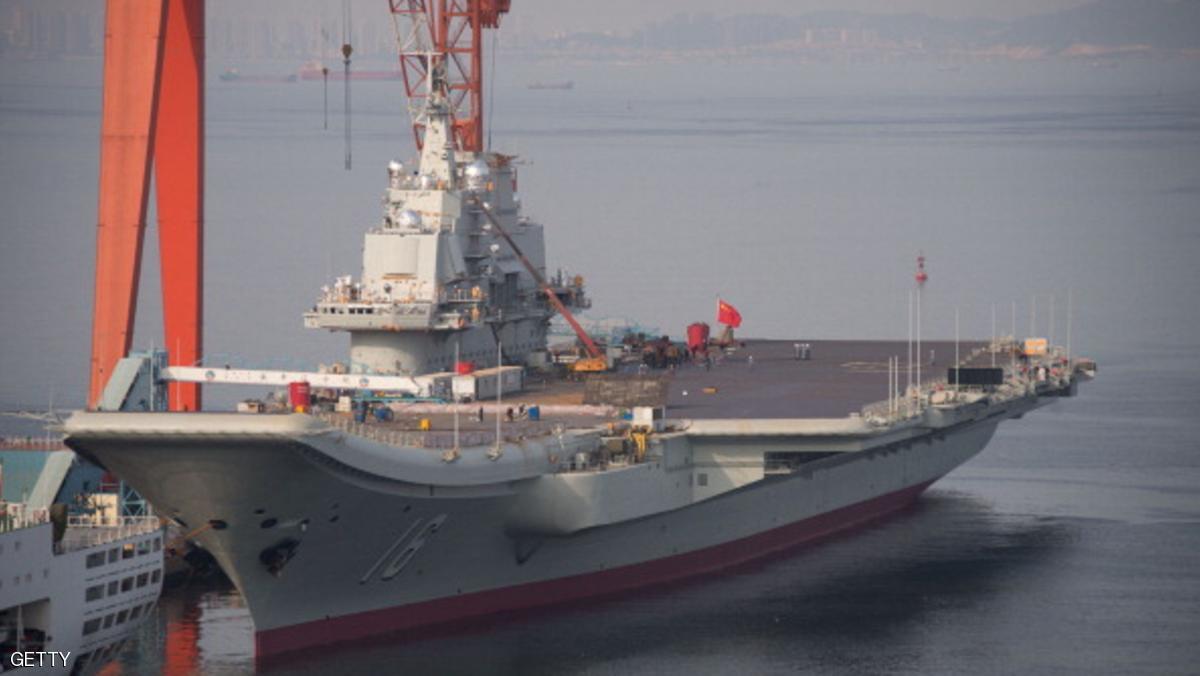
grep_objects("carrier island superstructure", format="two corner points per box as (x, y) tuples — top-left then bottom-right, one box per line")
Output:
(302, 65), (586, 376)
(61, 0), (1095, 664)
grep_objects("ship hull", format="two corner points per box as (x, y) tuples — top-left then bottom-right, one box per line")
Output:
(68, 412), (1003, 660)
(255, 476), (937, 659)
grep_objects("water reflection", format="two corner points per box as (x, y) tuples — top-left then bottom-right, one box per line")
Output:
(102, 579), (251, 675)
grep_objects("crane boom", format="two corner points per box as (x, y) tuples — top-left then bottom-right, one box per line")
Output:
(390, 0), (510, 151)
(470, 197), (603, 360)
(162, 366), (422, 394)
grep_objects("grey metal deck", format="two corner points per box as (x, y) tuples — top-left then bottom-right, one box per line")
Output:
(665, 339), (985, 419)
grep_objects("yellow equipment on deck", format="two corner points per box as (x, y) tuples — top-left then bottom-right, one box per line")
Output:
(572, 356), (608, 373)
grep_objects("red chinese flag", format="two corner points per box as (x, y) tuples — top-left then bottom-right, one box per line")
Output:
(717, 299), (742, 328)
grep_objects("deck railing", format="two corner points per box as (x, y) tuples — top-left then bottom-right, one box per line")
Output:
(58, 515), (162, 552)
(0, 503), (50, 533)
(312, 411), (557, 449)
(0, 436), (68, 450)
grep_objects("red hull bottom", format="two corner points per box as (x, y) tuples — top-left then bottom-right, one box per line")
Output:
(256, 478), (938, 661)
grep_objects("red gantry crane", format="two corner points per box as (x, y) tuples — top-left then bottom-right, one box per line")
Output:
(390, 0), (510, 152)
(89, 0), (204, 411)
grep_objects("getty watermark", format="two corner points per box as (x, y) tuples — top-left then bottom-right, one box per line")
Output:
(10, 651), (71, 668)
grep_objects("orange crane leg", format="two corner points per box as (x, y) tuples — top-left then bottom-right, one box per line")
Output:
(88, 0), (168, 408)
(155, 0), (205, 412)
(89, 0), (205, 411)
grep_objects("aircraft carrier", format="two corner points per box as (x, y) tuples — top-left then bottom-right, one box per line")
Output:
(61, 0), (1093, 663)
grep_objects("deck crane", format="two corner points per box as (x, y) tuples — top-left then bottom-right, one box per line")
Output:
(471, 197), (608, 373)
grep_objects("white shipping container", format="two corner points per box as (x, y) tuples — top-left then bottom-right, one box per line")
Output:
(414, 372), (456, 400)
(452, 366), (524, 401)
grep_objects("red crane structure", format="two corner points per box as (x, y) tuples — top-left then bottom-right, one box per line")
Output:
(89, 0), (204, 411)
(389, 0), (510, 152)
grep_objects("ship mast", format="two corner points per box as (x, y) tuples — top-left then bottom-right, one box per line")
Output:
(390, 0), (510, 152)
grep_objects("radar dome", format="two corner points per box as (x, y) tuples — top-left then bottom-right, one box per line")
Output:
(397, 209), (422, 228)
(464, 159), (490, 178)
(465, 159), (490, 190)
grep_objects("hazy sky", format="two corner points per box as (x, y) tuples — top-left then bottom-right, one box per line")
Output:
(212, 0), (1097, 36)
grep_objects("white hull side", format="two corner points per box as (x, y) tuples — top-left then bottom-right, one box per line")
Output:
(1, 523), (164, 675)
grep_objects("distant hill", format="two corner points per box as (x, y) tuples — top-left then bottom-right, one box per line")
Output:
(545, 0), (1200, 57)
(1000, 0), (1200, 50)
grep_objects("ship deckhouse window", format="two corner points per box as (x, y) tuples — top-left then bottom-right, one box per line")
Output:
(103, 614), (114, 628)
(121, 577), (133, 592)
(153, 538), (162, 552)
(130, 605), (142, 620)
(108, 548), (119, 563)
(83, 618), (102, 635)
(136, 573), (149, 588)
(107, 581), (119, 595)
(86, 584), (104, 602)
(86, 552), (106, 568)
(122, 543), (135, 559)
(116, 609), (128, 624)
(151, 570), (161, 583)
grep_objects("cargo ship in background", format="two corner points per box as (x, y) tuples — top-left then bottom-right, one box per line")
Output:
(298, 60), (401, 81)
(527, 80), (574, 90)
(62, 0), (1094, 664)
(217, 67), (298, 84)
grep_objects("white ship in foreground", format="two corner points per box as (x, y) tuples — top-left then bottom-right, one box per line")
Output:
(1, 452), (164, 674)
(61, 1), (1094, 664)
